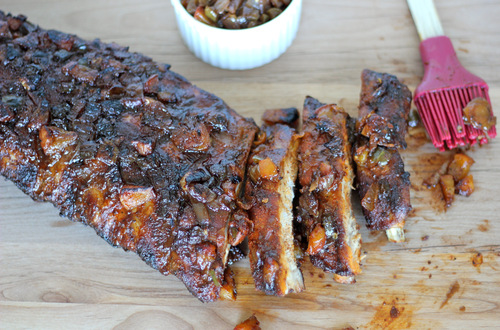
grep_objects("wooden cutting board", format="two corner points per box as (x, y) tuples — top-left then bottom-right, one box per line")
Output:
(1, 0), (499, 328)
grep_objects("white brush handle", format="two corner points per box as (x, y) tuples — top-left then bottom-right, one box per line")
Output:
(407, 0), (445, 40)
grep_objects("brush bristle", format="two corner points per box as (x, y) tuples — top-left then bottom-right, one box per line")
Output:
(415, 84), (496, 151)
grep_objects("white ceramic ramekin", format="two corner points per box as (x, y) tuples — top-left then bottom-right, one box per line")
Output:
(170, 0), (302, 70)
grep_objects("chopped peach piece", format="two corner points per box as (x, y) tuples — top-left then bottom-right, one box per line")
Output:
(252, 130), (267, 146)
(234, 315), (261, 330)
(39, 126), (78, 156)
(361, 182), (379, 212)
(171, 123), (210, 152)
(258, 157), (278, 179)
(463, 97), (496, 132)
(447, 153), (475, 182)
(439, 174), (455, 208)
(219, 268), (236, 301)
(131, 140), (153, 156)
(119, 185), (156, 210)
(455, 174), (474, 197)
(194, 6), (216, 26)
(307, 224), (326, 255)
(219, 283), (236, 301)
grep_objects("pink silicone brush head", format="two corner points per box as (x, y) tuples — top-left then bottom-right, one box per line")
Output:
(408, 0), (496, 151)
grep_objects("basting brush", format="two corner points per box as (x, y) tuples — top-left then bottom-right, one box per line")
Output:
(407, 0), (496, 151)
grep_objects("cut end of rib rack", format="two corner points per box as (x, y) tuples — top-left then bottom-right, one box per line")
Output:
(414, 84), (496, 151)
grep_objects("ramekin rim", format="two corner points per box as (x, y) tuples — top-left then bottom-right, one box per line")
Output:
(170, 0), (302, 34)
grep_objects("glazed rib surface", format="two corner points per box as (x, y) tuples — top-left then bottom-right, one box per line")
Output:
(297, 97), (361, 282)
(357, 69), (412, 149)
(353, 70), (412, 241)
(0, 12), (257, 302)
(245, 109), (304, 296)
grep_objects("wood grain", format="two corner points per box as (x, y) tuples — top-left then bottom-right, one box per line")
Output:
(1, 0), (500, 329)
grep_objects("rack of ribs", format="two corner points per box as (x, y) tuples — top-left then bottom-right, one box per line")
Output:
(245, 108), (304, 296)
(0, 12), (258, 302)
(297, 97), (362, 283)
(353, 69), (412, 242)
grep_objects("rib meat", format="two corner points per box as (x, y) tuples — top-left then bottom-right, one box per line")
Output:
(0, 12), (257, 302)
(297, 97), (362, 283)
(245, 109), (304, 296)
(353, 138), (411, 239)
(353, 69), (412, 242)
(357, 69), (412, 149)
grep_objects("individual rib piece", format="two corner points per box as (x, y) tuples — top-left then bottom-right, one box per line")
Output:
(245, 108), (304, 296)
(297, 97), (362, 283)
(357, 69), (412, 149)
(0, 12), (258, 302)
(353, 137), (411, 241)
(353, 69), (412, 242)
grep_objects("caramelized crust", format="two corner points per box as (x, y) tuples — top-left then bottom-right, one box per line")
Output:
(357, 69), (412, 149)
(0, 12), (257, 302)
(245, 117), (304, 296)
(261, 107), (299, 129)
(354, 70), (412, 242)
(297, 97), (362, 281)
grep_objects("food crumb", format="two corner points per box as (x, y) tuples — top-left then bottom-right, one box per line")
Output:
(471, 252), (483, 271)
(390, 306), (400, 318)
(478, 220), (490, 232)
(367, 298), (412, 329)
(440, 281), (460, 309)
